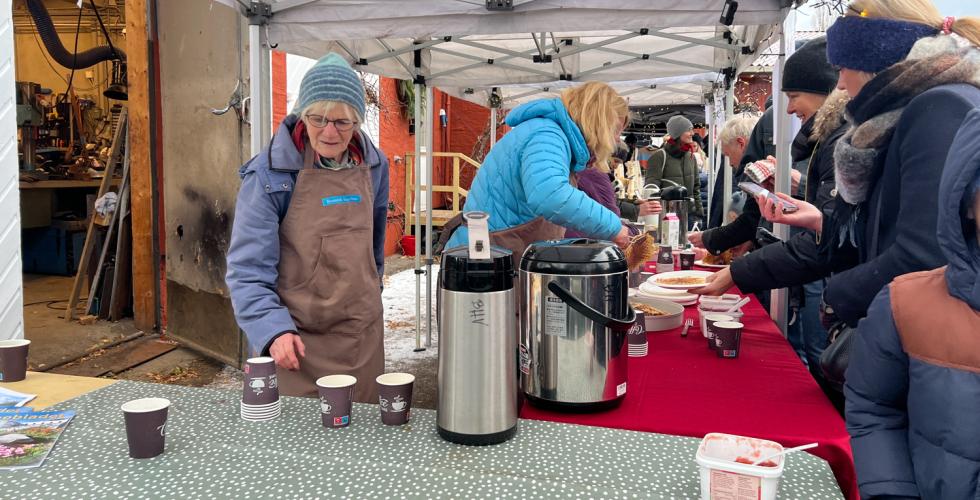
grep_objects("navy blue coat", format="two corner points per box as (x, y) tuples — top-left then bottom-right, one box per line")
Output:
(845, 107), (980, 499)
(823, 84), (980, 325)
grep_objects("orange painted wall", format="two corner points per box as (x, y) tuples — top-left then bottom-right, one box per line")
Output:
(271, 51), (288, 129)
(378, 77), (502, 256)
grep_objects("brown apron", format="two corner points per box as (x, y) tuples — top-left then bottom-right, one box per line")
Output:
(275, 146), (384, 403)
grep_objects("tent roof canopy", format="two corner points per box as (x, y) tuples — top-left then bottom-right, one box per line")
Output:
(217, 0), (795, 106)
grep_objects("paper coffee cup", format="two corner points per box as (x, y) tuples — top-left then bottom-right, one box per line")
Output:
(0, 339), (30, 382)
(122, 398), (170, 459)
(243, 357), (279, 406)
(713, 321), (744, 358)
(376, 373), (414, 425)
(704, 314), (734, 350)
(317, 375), (356, 428)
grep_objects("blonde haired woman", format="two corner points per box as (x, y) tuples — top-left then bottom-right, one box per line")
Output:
(446, 81), (632, 258)
(226, 54), (389, 403)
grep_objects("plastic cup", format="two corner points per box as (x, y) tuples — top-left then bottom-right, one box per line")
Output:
(376, 373), (414, 425)
(122, 398), (170, 459)
(242, 357), (279, 406)
(316, 375), (356, 428)
(0, 339), (30, 382)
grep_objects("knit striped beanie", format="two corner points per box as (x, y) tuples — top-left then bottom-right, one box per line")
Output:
(292, 53), (366, 120)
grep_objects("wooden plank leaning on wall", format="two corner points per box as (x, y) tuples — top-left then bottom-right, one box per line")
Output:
(126, 0), (156, 332)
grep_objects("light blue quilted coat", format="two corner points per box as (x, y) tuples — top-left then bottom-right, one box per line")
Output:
(446, 98), (621, 249)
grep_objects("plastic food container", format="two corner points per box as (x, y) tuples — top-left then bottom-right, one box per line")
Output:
(630, 296), (684, 332)
(696, 433), (785, 500)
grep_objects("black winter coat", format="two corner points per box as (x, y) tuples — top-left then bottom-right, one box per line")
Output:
(730, 92), (850, 293)
(702, 107), (773, 252)
(824, 83), (980, 325)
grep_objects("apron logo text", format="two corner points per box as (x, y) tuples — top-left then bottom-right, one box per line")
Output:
(321, 194), (362, 207)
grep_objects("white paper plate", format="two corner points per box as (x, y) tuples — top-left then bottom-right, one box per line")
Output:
(639, 281), (688, 296)
(694, 260), (728, 269)
(650, 270), (713, 290)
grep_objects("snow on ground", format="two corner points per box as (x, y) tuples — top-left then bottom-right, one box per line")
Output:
(205, 265), (441, 406)
(381, 265), (440, 371)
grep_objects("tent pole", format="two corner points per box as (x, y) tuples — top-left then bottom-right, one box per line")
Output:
(705, 101), (715, 223)
(721, 85), (734, 222)
(413, 80), (424, 351)
(425, 84), (435, 348)
(490, 106), (497, 147)
(769, 9), (797, 334)
(248, 23), (271, 156)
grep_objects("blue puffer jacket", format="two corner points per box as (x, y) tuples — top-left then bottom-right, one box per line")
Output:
(845, 108), (980, 499)
(225, 115), (389, 355)
(446, 99), (621, 248)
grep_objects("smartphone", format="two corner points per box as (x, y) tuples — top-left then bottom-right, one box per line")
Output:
(738, 182), (799, 214)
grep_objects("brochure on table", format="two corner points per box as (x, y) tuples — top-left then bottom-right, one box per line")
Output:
(0, 410), (76, 470)
(0, 387), (36, 408)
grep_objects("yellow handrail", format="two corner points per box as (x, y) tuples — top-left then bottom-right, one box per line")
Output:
(403, 152), (480, 234)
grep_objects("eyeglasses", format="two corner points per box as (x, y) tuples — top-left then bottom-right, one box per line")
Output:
(304, 114), (357, 131)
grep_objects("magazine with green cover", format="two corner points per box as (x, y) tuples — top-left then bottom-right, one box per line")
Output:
(0, 410), (76, 470)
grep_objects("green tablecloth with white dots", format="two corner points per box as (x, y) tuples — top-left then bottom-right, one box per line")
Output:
(2, 380), (843, 499)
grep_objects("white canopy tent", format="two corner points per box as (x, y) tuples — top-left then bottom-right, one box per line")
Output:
(211, 0), (801, 345)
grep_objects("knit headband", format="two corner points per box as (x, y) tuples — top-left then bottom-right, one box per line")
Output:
(826, 16), (939, 73)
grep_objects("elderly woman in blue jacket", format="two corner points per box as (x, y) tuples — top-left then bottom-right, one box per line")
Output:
(225, 54), (389, 403)
(845, 108), (980, 500)
(446, 81), (631, 257)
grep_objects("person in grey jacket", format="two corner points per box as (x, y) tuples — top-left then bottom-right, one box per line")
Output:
(225, 54), (389, 403)
(644, 115), (703, 221)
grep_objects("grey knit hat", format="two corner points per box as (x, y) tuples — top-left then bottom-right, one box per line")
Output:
(666, 115), (693, 140)
(292, 53), (366, 120)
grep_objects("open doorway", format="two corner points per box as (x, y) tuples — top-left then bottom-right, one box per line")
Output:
(15, 0), (143, 372)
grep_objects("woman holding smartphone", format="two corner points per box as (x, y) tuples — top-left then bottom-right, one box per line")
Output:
(758, 0), (980, 331)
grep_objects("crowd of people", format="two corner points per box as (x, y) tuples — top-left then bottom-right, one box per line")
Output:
(223, 0), (980, 497)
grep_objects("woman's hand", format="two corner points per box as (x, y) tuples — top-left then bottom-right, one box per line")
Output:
(757, 191), (823, 232)
(637, 200), (662, 216)
(270, 333), (306, 371)
(687, 231), (705, 249)
(690, 267), (735, 296)
(613, 226), (631, 248)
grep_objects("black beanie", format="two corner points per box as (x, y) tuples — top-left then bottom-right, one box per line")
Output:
(781, 36), (837, 96)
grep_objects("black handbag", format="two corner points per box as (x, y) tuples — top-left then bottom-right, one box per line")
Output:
(818, 322), (857, 393)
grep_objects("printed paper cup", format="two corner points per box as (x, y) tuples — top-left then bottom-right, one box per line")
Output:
(713, 321), (744, 358)
(628, 313), (648, 345)
(317, 375), (356, 428)
(243, 357), (279, 406)
(376, 373), (414, 425)
(0, 339), (30, 382)
(122, 398), (170, 459)
(704, 314), (735, 350)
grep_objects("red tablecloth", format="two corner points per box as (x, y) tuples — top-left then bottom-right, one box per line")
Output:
(520, 287), (858, 499)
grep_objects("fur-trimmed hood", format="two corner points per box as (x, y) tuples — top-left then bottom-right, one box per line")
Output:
(810, 89), (849, 143)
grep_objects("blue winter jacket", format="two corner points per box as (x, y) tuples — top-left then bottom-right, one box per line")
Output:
(845, 108), (980, 499)
(446, 99), (621, 248)
(225, 115), (389, 355)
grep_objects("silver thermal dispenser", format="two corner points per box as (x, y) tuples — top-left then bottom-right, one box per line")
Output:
(437, 212), (518, 445)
